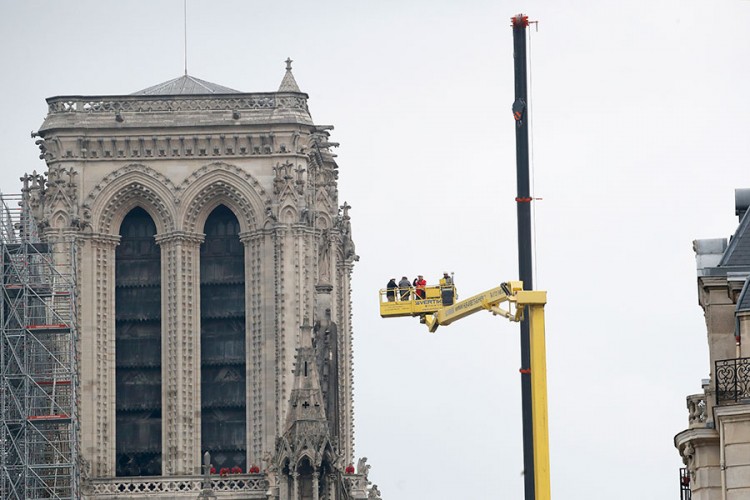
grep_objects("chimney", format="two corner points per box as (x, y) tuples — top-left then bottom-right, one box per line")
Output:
(735, 188), (750, 221)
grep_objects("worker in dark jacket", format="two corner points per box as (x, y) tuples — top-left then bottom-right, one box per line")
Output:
(386, 278), (397, 302)
(439, 272), (454, 305)
(398, 276), (411, 301)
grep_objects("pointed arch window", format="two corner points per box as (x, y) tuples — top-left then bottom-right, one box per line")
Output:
(115, 207), (162, 476)
(200, 205), (247, 471)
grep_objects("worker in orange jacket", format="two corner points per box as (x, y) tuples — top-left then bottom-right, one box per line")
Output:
(415, 275), (426, 300)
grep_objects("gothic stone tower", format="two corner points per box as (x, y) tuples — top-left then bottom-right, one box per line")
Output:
(28, 62), (375, 499)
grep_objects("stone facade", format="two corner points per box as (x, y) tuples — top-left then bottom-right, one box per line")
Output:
(675, 189), (750, 500)
(26, 64), (380, 499)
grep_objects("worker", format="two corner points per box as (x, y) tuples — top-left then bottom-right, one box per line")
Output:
(398, 276), (411, 301)
(386, 278), (397, 302)
(439, 272), (454, 306)
(415, 275), (426, 300)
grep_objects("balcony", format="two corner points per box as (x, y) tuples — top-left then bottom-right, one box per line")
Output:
(679, 468), (691, 500)
(715, 357), (750, 404)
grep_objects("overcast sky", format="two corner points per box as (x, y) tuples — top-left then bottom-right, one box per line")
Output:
(2, 1), (750, 499)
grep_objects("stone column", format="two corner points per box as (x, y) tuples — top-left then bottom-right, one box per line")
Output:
(327, 474), (336, 500)
(78, 232), (119, 477)
(155, 230), (204, 475)
(312, 467), (320, 500)
(240, 230), (266, 465)
(336, 260), (355, 464)
(273, 225), (298, 441)
(244, 226), (278, 457)
(291, 471), (299, 500)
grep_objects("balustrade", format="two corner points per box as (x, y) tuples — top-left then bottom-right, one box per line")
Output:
(46, 93), (308, 116)
(686, 393), (706, 428)
(84, 474), (266, 497)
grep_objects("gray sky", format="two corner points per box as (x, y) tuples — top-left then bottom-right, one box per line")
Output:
(2, 0), (750, 498)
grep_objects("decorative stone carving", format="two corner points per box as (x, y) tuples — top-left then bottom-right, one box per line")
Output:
(21, 165), (84, 231)
(265, 205), (277, 222)
(687, 394), (706, 428)
(179, 162), (268, 233)
(680, 442), (696, 483)
(21, 170), (46, 226)
(273, 161), (305, 199)
(356, 457), (370, 480)
(46, 94), (308, 115)
(85, 164), (177, 234)
(178, 162), (266, 197)
(98, 181), (175, 234)
(84, 164), (178, 209)
(318, 229), (332, 284)
(337, 202), (359, 262)
(31, 133), (59, 162)
(368, 484), (382, 499)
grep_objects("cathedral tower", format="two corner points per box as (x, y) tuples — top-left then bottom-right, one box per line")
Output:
(16, 62), (378, 499)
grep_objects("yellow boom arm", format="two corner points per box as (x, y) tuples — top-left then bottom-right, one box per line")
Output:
(423, 281), (523, 332)
(379, 280), (551, 500)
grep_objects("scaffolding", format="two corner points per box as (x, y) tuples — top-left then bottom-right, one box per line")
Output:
(0, 192), (79, 499)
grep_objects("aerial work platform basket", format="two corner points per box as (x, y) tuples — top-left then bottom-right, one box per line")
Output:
(379, 285), (457, 318)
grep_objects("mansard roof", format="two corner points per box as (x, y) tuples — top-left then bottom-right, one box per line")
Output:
(696, 190), (750, 277)
(132, 74), (241, 95)
(719, 208), (750, 268)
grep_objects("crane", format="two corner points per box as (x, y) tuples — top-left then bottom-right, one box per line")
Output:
(378, 13), (550, 500)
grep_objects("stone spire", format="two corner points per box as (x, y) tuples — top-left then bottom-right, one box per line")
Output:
(278, 57), (302, 92)
(272, 319), (361, 499)
(284, 319), (328, 437)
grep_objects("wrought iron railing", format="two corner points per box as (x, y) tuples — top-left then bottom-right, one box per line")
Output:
(715, 357), (750, 403)
(679, 468), (691, 500)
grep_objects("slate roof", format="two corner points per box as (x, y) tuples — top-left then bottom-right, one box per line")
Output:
(737, 278), (750, 312)
(719, 209), (750, 268)
(132, 74), (241, 95)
